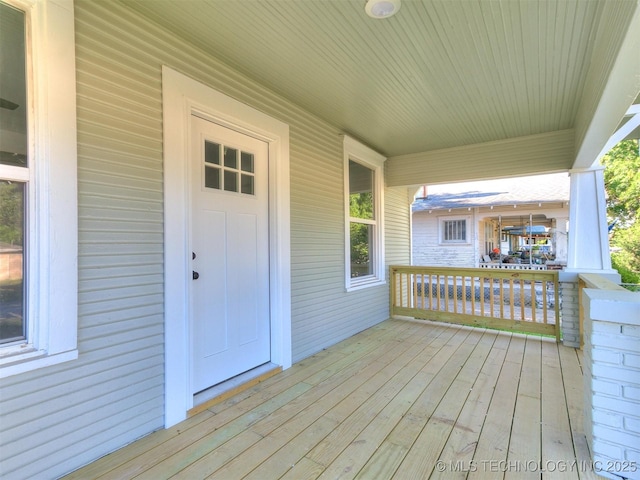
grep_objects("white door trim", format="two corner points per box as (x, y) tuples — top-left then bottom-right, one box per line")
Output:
(162, 66), (291, 428)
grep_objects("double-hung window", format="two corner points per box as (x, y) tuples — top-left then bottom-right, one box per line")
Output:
(344, 136), (385, 290)
(1, 2), (28, 347)
(0, 0), (78, 377)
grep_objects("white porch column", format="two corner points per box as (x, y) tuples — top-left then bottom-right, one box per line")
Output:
(559, 168), (619, 348)
(552, 216), (569, 264)
(563, 168), (619, 280)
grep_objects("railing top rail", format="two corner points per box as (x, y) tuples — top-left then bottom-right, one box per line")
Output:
(390, 265), (559, 281)
(579, 273), (628, 292)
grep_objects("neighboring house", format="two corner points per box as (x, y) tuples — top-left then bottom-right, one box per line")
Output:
(412, 173), (570, 268)
(0, 242), (22, 284)
(0, 0), (638, 478)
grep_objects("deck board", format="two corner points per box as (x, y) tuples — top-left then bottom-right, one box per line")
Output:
(505, 335), (542, 480)
(391, 330), (496, 479)
(64, 319), (597, 480)
(541, 340), (580, 480)
(558, 346), (602, 480)
(467, 335), (525, 480)
(429, 332), (509, 480)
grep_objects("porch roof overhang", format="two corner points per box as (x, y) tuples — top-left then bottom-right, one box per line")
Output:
(121, 0), (640, 187)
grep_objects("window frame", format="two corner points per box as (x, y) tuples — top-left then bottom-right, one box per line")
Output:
(343, 136), (385, 291)
(0, 0), (78, 377)
(439, 216), (470, 245)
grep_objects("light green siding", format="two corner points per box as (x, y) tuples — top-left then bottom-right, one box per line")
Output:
(385, 187), (412, 268)
(0, 1), (410, 478)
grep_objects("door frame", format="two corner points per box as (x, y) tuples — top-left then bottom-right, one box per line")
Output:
(162, 66), (291, 428)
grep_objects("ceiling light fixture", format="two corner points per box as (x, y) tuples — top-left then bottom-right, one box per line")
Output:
(365, 0), (401, 19)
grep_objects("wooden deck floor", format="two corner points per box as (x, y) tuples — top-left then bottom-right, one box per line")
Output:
(66, 319), (601, 479)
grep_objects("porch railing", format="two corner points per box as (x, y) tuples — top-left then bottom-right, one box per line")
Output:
(390, 266), (560, 340)
(479, 263), (548, 270)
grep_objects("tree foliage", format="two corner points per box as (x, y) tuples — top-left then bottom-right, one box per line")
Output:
(350, 192), (373, 220)
(601, 139), (640, 275)
(349, 192), (373, 276)
(0, 181), (24, 246)
(602, 139), (640, 226)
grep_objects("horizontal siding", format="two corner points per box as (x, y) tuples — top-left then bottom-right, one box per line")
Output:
(0, 1), (411, 478)
(385, 187), (412, 268)
(289, 125), (391, 361)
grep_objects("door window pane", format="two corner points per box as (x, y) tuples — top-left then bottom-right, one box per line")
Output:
(224, 146), (237, 168)
(0, 180), (25, 344)
(241, 174), (254, 195)
(205, 166), (220, 189)
(224, 170), (237, 192)
(204, 141), (220, 165)
(241, 152), (254, 173)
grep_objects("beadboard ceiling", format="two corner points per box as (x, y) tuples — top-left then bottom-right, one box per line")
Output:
(121, 0), (639, 160)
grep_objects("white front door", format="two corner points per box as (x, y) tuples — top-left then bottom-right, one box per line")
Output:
(190, 115), (270, 393)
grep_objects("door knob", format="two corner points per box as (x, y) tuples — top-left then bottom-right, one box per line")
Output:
(192, 271), (200, 280)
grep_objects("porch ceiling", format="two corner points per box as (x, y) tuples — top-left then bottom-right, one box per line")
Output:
(122, 0), (640, 182)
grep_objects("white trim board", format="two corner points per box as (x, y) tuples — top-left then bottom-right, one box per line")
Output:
(162, 66), (291, 428)
(0, 0), (78, 377)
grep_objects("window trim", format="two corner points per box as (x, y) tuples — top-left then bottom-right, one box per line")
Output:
(0, 0), (78, 377)
(343, 135), (385, 291)
(439, 215), (471, 245)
